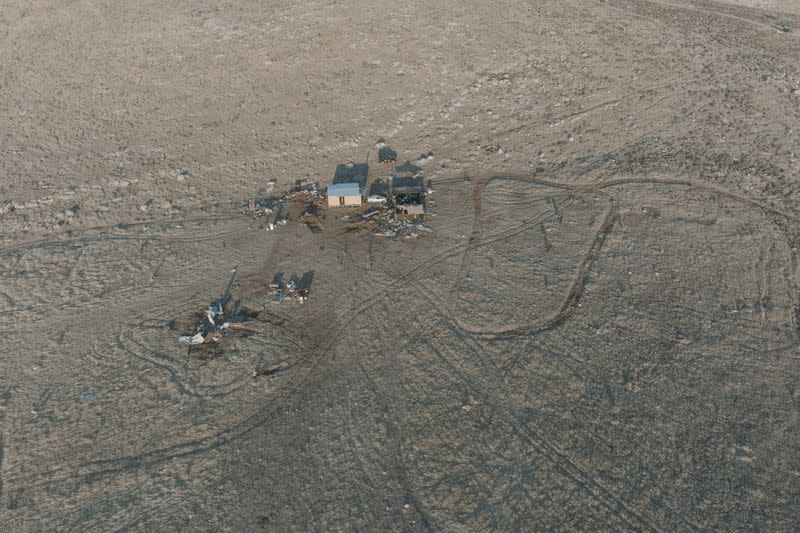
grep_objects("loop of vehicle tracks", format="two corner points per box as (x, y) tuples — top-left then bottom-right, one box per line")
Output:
(10, 172), (795, 527)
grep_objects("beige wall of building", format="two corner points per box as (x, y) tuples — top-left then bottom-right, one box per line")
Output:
(327, 195), (362, 207)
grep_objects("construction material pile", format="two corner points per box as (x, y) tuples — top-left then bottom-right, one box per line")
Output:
(372, 216), (432, 239)
(343, 205), (432, 239)
(178, 270), (260, 350)
(240, 179), (326, 232)
(239, 195), (289, 230)
(239, 195), (285, 216)
(268, 278), (310, 303)
(178, 299), (232, 347)
(298, 193), (326, 233)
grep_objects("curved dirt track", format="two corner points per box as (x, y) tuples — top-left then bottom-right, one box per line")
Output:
(4, 170), (798, 531)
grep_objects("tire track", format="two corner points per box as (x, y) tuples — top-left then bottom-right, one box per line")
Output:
(454, 198), (618, 339)
(436, 173), (794, 341)
(349, 303), (435, 530)
(412, 311), (663, 532)
(416, 286), (705, 530)
(0, 228), (244, 256)
(452, 177), (490, 291)
(0, 215), (243, 256)
(10, 172), (792, 501)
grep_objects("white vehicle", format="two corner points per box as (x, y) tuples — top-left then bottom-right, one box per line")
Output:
(367, 194), (387, 204)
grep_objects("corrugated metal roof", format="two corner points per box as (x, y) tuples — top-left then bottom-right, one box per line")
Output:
(328, 183), (361, 197)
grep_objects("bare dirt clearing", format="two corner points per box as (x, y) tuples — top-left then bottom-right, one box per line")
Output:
(2, 0), (800, 530)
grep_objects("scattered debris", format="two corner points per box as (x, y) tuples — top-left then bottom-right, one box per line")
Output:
(240, 195), (284, 216)
(361, 207), (382, 219)
(350, 203), (431, 239)
(410, 222), (432, 232)
(344, 220), (374, 231)
(241, 182), (328, 230)
(301, 205), (325, 232)
(238, 153), (432, 241)
(267, 272), (313, 302)
(322, 151), (434, 238)
(252, 360), (291, 378)
(180, 332), (206, 345)
(294, 175), (319, 193)
(178, 269), (261, 351)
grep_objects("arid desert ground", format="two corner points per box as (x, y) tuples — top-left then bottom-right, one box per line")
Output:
(2, 0), (800, 530)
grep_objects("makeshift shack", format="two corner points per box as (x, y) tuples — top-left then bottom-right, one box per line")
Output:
(327, 183), (362, 207)
(392, 174), (425, 217)
(393, 175), (425, 204)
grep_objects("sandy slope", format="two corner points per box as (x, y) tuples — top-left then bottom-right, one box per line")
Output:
(2, 0), (800, 530)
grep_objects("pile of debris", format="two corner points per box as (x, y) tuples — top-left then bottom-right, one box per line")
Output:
(178, 270), (260, 351)
(267, 272), (313, 303)
(372, 218), (432, 239)
(294, 175), (321, 193)
(298, 193), (326, 233)
(240, 195), (288, 230)
(240, 177), (324, 231)
(343, 204), (432, 239)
